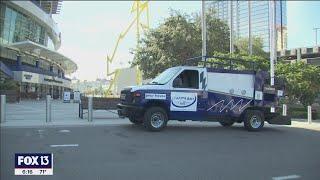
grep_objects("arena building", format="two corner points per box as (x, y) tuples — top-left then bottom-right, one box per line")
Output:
(0, 0), (77, 100)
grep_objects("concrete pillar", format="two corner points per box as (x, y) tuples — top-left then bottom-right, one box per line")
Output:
(61, 87), (64, 100)
(51, 85), (54, 98)
(42, 85), (46, 99)
(58, 86), (61, 99)
(88, 96), (93, 122)
(1, 95), (6, 123)
(16, 55), (22, 70)
(46, 85), (49, 95)
(46, 95), (51, 122)
(36, 84), (40, 100)
(35, 60), (40, 68)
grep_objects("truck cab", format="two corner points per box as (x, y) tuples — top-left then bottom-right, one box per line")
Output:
(117, 57), (291, 131)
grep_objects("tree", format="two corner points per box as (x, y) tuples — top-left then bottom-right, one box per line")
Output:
(0, 79), (19, 91)
(208, 52), (269, 71)
(193, 8), (230, 56)
(131, 7), (320, 106)
(234, 37), (268, 58)
(132, 9), (229, 79)
(276, 62), (320, 106)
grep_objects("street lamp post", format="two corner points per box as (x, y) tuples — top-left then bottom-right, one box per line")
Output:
(229, 1), (234, 53)
(314, 28), (320, 45)
(269, 0), (277, 113)
(201, 0), (207, 61)
(248, 1), (252, 55)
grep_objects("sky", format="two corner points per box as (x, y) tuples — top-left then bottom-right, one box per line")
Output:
(53, 1), (320, 81)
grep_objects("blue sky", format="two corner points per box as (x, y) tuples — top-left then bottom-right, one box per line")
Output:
(287, 1), (320, 48)
(53, 1), (320, 81)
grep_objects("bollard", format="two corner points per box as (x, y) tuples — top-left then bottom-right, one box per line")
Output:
(1, 95), (6, 123)
(271, 106), (275, 113)
(307, 106), (312, 124)
(282, 104), (287, 116)
(46, 95), (52, 122)
(88, 96), (93, 122)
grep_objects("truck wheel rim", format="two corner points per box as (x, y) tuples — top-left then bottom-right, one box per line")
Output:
(250, 115), (261, 129)
(150, 113), (164, 128)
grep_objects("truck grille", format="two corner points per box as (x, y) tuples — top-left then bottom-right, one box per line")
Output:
(120, 89), (133, 103)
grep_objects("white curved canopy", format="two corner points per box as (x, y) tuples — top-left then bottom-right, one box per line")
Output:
(6, 40), (77, 74)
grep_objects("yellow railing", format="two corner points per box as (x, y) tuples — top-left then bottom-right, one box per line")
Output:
(106, 1), (150, 95)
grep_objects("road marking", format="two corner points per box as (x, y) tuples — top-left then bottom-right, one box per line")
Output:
(59, 129), (71, 133)
(272, 175), (301, 180)
(50, 144), (79, 147)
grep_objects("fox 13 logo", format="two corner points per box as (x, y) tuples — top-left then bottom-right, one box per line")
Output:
(15, 153), (53, 175)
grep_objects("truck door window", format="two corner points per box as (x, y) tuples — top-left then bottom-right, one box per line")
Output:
(173, 70), (199, 89)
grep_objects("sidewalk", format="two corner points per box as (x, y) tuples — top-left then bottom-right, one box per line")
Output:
(1, 100), (126, 128)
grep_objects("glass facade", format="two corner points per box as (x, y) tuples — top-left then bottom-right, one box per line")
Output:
(0, 2), (55, 47)
(0, 1), (74, 99)
(0, 2), (60, 72)
(207, 1), (287, 51)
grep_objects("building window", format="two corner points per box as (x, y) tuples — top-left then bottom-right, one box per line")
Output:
(0, 3), (48, 47)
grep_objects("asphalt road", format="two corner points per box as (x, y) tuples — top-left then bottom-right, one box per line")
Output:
(1, 122), (320, 180)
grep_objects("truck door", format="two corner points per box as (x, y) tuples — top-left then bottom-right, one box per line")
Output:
(169, 68), (207, 121)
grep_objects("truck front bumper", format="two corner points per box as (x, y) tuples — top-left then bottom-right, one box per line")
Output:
(117, 103), (144, 118)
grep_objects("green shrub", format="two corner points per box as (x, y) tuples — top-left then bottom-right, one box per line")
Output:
(287, 107), (318, 120)
(0, 79), (19, 91)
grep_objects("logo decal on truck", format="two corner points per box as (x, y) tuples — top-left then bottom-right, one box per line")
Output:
(145, 93), (166, 100)
(170, 92), (197, 111)
(207, 99), (252, 112)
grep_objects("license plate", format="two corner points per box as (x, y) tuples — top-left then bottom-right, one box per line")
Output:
(120, 94), (126, 100)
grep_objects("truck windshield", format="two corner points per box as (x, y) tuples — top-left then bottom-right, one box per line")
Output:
(149, 67), (181, 85)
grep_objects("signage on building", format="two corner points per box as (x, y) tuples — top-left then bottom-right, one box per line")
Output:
(14, 71), (71, 88)
(21, 72), (40, 83)
(24, 74), (32, 80)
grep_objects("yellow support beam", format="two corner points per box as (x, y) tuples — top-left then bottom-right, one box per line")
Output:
(106, 1), (150, 94)
(105, 69), (120, 96)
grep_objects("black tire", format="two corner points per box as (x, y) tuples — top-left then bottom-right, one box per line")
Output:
(143, 107), (168, 131)
(219, 121), (234, 127)
(243, 110), (264, 131)
(129, 117), (143, 125)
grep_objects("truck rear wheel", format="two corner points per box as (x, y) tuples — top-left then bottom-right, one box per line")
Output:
(129, 117), (143, 125)
(243, 110), (264, 131)
(143, 107), (168, 131)
(219, 121), (234, 127)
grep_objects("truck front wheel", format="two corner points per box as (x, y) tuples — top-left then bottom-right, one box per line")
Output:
(243, 110), (264, 131)
(143, 107), (168, 131)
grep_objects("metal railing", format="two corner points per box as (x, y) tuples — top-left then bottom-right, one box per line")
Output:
(185, 56), (257, 71)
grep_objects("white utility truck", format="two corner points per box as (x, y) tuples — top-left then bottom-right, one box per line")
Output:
(117, 56), (291, 131)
